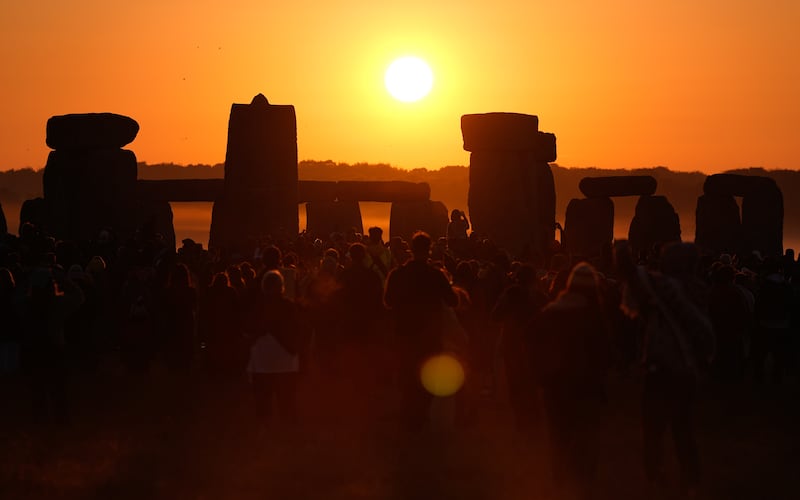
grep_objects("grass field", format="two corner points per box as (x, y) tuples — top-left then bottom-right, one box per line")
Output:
(1, 356), (798, 500)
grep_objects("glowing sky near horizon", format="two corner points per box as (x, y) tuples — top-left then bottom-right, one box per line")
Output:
(0, 0), (798, 173)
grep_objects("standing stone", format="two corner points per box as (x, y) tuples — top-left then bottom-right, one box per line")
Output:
(699, 174), (783, 257)
(629, 195), (681, 258)
(305, 201), (363, 238)
(695, 194), (741, 255)
(462, 113), (557, 258)
(564, 197), (614, 259)
(211, 94), (298, 250)
(389, 200), (449, 242)
(19, 198), (48, 234)
(742, 187), (783, 257)
(43, 149), (138, 241)
(27, 113), (143, 243)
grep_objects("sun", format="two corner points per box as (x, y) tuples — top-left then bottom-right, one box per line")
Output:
(384, 56), (434, 102)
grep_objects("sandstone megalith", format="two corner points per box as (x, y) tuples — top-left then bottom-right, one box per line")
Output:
(564, 197), (614, 259)
(461, 113), (556, 257)
(629, 195), (681, 257)
(695, 173), (783, 257)
(389, 200), (449, 242)
(210, 94), (298, 250)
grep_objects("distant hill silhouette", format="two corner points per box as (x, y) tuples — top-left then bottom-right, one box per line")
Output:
(2, 162), (798, 248)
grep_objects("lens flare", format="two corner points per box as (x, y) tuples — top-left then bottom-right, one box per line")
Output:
(420, 354), (465, 397)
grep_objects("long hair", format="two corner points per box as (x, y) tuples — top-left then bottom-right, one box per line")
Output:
(564, 262), (602, 305)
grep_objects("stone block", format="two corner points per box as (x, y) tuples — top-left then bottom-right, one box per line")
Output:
(534, 132), (557, 163)
(389, 200), (449, 242)
(628, 195), (681, 257)
(564, 197), (614, 259)
(224, 94), (297, 192)
(742, 191), (783, 257)
(335, 181), (431, 203)
(305, 201), (363, 238)
(297, 181), (339, 203)
(579, 176), (657, 198)
(46, 113), (139, 150)
(703, 174), (778, 197)
(135, 179), (225, 202)
(461, 113), (539, 151)
(694, 194), (741, 254)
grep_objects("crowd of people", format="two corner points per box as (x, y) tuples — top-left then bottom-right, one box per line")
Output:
(1, 210), (799, 498)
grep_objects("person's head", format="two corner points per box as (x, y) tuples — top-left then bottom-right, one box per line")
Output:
(260, 269), (284, 298)
(262, 245), (282, 270)
(450, 209), (461, 222)
(348, 242), (367, 267)
(565, 262), (601, 303)
(368, 227), (383, 245)
(169, 263), (192, 289)
(0, 267), (15, 294)
(85, 256), (106, 276)
(411, 231), (432, 260)
(211, 272), (230, 289)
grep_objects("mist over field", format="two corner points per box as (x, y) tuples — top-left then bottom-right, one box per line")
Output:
(2, 161), (798, 251)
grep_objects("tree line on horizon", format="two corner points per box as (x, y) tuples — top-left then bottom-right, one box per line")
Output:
(2, 161), (798, 246)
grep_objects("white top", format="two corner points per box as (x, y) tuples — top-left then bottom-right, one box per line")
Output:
(247, 335), (299, 374)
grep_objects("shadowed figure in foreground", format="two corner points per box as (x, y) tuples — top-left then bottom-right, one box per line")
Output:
(531, 262), (611, 498)
(247, 270), (301, 428)
(384, 231), (458, 431)
(617, 241), (714, 497)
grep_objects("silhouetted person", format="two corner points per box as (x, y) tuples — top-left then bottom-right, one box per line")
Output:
(492, 263), (548, 430)
(201, 271), (241, 375)
(752, 261), (793, 384)
(18, 265), (84, 425)
(331, 242), (386, 416)
(384, 231), (458, 431)
(617, 241), (714, 496)
(0, 268), (21, 373)
(708, 264), (749, 382)
(447, 209), (470, 259)
(248, 270), (300, 428)
(531, 262), (610, 496)
(162, 263), (197, 371)
(366, 227), (393, 283)
(304, 248), (343, 374)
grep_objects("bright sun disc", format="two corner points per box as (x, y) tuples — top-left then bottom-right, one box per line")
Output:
(385, 56), (433, 102)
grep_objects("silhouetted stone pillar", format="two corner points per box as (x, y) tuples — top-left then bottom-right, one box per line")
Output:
(698, 174), (783, 257)
(389, 200), (449, 242)
(19, 198), (47, 234)
(210, 94), (298, 250)
(564, 197), (614, 259)
(461, 113), (556, 257)
(742, 186), (783, 257)
(695, 194), (741, 255)
(43, 149), (138, 241)
(629, 195), (681, 258)
(305, 201), (363, 238)
(33, 113), (141, 242)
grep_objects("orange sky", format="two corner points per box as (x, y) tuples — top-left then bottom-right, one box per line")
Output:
(1, 1), (798, 173)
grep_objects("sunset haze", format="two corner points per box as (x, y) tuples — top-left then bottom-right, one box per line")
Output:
(1, 0), (798, 172)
